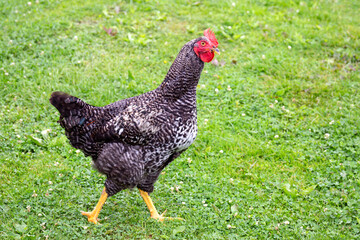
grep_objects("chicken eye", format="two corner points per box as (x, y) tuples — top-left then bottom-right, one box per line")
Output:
(200, 41), (206, 46)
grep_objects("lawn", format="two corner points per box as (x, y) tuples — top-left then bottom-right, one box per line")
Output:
(0, 0), (359, 239)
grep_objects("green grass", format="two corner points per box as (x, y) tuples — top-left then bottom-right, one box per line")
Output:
(1, 0), (360, 238)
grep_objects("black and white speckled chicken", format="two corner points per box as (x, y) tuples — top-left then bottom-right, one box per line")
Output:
(50, 29), (219, 224)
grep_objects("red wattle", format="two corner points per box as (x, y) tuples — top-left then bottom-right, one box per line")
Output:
(200, 51), (215, 63)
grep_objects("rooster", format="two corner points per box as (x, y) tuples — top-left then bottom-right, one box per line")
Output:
(50, 29), (219, 223)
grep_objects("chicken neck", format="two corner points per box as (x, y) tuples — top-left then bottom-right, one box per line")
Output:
(157, 39), (204, 103)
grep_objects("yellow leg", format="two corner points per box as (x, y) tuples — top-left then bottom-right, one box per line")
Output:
(139, 189), (184, 221)
(81, 187), (108, 224)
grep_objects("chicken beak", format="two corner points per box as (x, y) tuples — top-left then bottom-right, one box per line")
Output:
(213, 47), (220, 55)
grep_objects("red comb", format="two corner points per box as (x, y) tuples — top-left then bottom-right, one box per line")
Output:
(204, 28), (218, 47)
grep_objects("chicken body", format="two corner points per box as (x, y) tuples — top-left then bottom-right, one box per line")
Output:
(50, 33), (218, 223)
(93, 82), (199, 196)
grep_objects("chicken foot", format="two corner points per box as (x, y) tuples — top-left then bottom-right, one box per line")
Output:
(81, 187), (108, 224)
(139, 189), (184, 221)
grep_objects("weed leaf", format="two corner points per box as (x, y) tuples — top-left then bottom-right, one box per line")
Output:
(282, 183), (297, 197)
(14, 223), (27, 233)
(172, 226), (185, 236)
(300, 185), (317, 196)
(231, 204), (239, 214)
(127, 70), (135, 81)
(27, 135), (44, 146)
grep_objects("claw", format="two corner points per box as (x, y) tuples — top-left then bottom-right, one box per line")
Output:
(160, 209), (167, 217)
(81, 211), (99, 224)
(151, 210), (184, 222)
(139, 189), (184, 222)
(81, 188), (108, 224)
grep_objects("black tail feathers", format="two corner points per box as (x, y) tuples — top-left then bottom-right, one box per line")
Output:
(50, 91), (102, 157)
(50, 91), (96, 131)
(50, 91), (85, 117)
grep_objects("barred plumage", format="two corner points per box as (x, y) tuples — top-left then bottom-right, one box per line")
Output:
(50, 31), (219, 223)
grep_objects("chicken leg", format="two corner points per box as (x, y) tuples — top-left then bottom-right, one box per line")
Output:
(81, 187), (108, 224)
(139, 189), (183, 221)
